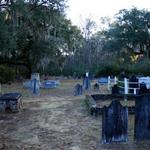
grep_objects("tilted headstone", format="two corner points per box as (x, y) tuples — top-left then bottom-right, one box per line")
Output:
(135, 94), (150, 140)
(102, 100), (128, 144)
(74, 84), (83, 96)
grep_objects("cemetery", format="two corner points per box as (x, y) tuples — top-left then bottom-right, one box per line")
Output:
(0, 74), (150, 149)
(0, 1), (150, 149)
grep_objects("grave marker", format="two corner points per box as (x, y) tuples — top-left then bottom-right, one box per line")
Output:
(102, 100), (128, 143)
(93, 83), (99, 90)
(83, 72), (91, 90)
(74, 84), (82, 96)
(135, 94), (150, 140)
(31, 73), (40, 95)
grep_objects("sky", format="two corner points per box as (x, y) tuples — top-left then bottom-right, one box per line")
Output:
(66, 0), (150, 28)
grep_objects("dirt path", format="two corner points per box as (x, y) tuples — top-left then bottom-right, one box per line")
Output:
(0, 81), (101, 150)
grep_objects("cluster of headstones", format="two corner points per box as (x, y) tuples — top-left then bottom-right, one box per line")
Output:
(74, 72), (101, 96)
(74, 82), (100, 96)
(23, 73), (60, 96)
(74, 72), (91, 96)
(102, 94), (150, 143)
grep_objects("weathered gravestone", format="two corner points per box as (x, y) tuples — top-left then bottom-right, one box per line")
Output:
(138, 83), (149, 94)
(42, 80), (59, 88)
(135, 94), (150, 141)
(98, 77), (108, 85)
(31, 73), (40, 95)
(83, 72), (91, 90)
(93, 83), (99, 90)
(74, 84), (83, 96)
(102, 100), (128, 144)
(112, 84), (119, 95)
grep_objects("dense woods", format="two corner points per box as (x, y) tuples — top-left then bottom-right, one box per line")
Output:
(0, 0), (150, 82)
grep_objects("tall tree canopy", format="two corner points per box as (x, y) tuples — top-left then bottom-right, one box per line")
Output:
(105, 8), (150, 58)
(0, 0), (83, 76)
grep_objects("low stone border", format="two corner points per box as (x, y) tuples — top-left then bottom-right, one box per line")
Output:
(85, 94), (136, 116)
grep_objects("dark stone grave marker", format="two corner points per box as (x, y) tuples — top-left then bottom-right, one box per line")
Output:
(138, 83), (149, 94)
(82, 72), (91, 90)
(31, 78), (40, 95)
(135, 94), (150, 140)
(30, 73), (40, 95)
(93, 83), (99, 90)
(74, 84), (83, 96)
(111, 84), (119, 94)
(102, 100), (128, 144)
(83, 77), (91, 90)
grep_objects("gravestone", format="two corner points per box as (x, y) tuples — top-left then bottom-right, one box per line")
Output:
(31, 73), (40, 95)
(102, 100), (128, 144)
(138, 77), (150, 89)
(112, 84), (119, 94)
(135, 94), (150, 140)
(93, 83), (99, 90)
(74, 84), (82, 96)
(83, 72), (91, 90)
(98, 77), (108, 84)
(138, 83), (149, 94)
(42, 80), (59, 88)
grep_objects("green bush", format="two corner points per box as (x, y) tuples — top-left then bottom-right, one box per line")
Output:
(0, 65), (16, 83)
(96, 58), (150, 77)
(96, 63), (120, 76)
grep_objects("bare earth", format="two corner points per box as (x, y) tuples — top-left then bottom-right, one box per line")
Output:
(0, 80), (150, 150)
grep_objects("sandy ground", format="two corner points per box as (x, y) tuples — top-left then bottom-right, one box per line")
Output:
(0, 80), (150, 150)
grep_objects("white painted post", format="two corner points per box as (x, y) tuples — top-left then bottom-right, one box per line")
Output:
(134, 88), (136, 95)
(114, 76), (117, 84)
(124, 78), (128, 95)
(108, 76), (111, 90)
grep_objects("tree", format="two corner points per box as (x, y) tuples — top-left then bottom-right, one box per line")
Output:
(0, 0), (81, 77)
(105, 8), (150, 59)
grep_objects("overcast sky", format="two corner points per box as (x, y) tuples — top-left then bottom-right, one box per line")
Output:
(66, 0), (150, 27)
